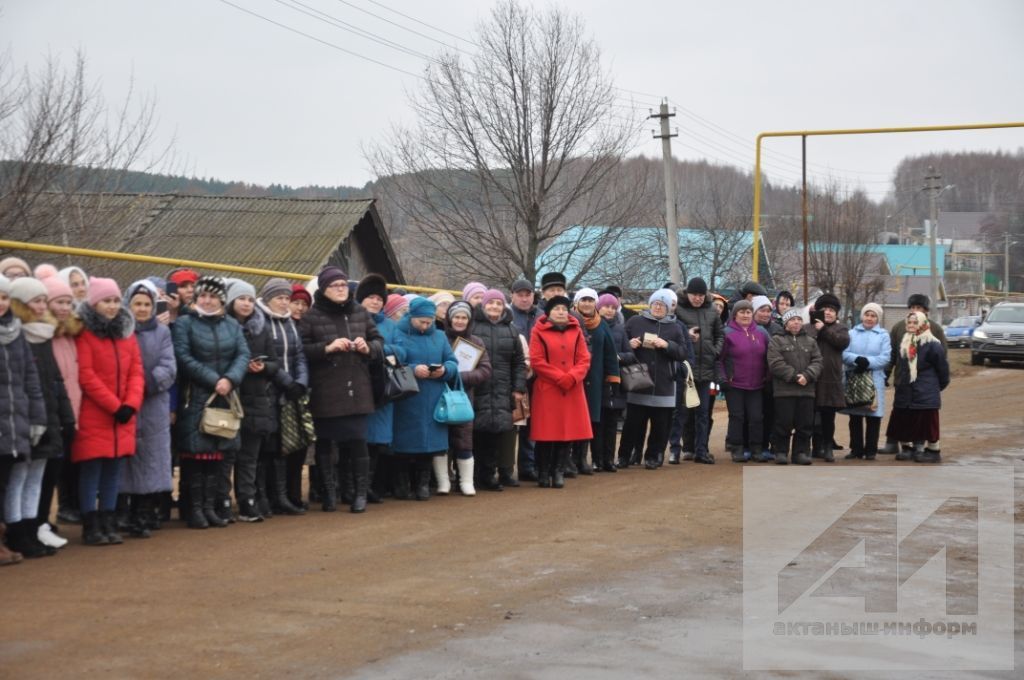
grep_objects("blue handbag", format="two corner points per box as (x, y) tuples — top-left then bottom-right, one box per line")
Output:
(433, 373), (475, 425)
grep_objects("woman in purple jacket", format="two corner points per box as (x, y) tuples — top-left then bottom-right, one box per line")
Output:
(718, 300), (771, 463)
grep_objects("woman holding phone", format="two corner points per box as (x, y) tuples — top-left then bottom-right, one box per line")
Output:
(391, 297), (458, 500)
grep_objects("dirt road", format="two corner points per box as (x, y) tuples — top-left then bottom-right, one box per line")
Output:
(2, 354), (1021, 678)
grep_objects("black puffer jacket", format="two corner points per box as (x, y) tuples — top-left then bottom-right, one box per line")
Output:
(0, 314), (45, 459)
(675, 295), (723, 382)
(231, 310), (281, 435)
(299, 291), (383, 419)
(470, 306), (527, 433)
(25, 334), (74, 460)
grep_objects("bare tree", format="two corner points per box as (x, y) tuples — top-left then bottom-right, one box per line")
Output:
(367, 0), (649, 288)
(0, 50), (170, 253)
(806, 183), (886, 318)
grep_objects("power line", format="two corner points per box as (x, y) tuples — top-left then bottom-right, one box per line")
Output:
(329, 0), (472, 54)
(215, 0), (425, 79)
(274, 0), (440, 64)
(362, 0), (481, 48)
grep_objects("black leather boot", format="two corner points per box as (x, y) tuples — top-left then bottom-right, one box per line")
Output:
(100, 511), (124, 544)
(414, 459), (432, 501)
(392, 457), (413, 500)
(81, 511), (108, 545)
(10, 520), (50, 557)
(498, 467), (520, 487)
(552, 447), (568, 489)
(350, 455), (369, 513)
(793, 449), (812, 465)
(203, 470), (228, 528)
(367, 447), (383, 503)
(273, 457), (306, 515)
(536, 449), (551, 488)
(895, 444), (914, 461)
(822, 444), (835, 463)
(127, 495), (151, 538)
(775, 449), (790, 465)
(317, 443), (338, 512)
(340, 451), (355, 506)
(187, 468), (208, 529)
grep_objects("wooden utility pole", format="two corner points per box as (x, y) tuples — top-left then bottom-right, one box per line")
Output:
(651, 101), (681, 285)
(924, 166), (942, 309)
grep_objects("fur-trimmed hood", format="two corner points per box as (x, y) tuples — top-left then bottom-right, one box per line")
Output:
(80, 302), (136, 339)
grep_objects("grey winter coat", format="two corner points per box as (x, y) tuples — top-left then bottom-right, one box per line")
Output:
(768, 329), (823, 398)
(675, 296), (724, 382)
(0, 313), (46, 459)
(121, 318), (176, 494)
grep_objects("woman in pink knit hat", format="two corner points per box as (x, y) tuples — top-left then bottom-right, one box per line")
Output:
(73, 277), (145, 545)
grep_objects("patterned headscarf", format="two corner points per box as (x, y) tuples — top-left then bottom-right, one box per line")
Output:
(899, 310), (939, 383)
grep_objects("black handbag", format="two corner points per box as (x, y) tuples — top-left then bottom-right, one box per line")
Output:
(372, 357), (420, 407)
(620, 362), (654, 392)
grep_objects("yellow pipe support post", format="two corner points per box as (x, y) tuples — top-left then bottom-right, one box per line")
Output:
(751, 121), (1024, 283)
(0, 239), (463, 297)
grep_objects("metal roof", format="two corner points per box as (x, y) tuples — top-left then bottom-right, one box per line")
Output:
(1, 192), (403, 287)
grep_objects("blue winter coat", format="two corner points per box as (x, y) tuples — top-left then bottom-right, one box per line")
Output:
(604, 312), (636, 411)
(366, 312), (408, 446)
(579, 316), (620, 423)
(893, 339), (949, 410)
(841, 324), (891, 418)
(0, 314), (45, 459)
(122, 319), (176, 494)
(172, 313), (250, 453)
(391, 318), (458, 455)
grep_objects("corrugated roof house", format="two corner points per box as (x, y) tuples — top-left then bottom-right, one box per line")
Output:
(538, 225), (771, 297)
(0, 192), (403, 287)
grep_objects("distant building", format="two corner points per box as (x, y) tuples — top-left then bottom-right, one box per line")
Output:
(537, 225), (771, 299)
(0, 192), (404, 287)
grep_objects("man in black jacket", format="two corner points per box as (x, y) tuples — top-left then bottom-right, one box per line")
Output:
(670, 277), (723, 464)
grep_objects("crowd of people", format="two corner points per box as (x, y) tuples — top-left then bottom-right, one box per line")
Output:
(0, 253), (950, 565)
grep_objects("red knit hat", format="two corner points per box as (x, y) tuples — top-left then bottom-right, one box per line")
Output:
(290, 283), (312, 305)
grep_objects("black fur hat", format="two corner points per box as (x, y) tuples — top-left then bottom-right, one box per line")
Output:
(815, 293), (841, 312)
(355, 273), (389, 304)
(907, 293), (930, 311)
(540, 271), (567, 291)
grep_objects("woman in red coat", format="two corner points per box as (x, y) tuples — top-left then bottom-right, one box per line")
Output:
(529, 296), (591, 488)
(72, 278), (145, 545)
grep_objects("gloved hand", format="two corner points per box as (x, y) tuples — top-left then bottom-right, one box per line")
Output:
(114, 405), (136, 424)
(30, 424), (46, 447)
(285, 382), (307, 400)
(556, 374), (575, 391)
(854, 356), (870, 371)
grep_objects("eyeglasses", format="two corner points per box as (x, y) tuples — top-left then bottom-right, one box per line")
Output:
(325, 282), (349, 290)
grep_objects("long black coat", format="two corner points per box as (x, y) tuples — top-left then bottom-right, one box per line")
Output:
(893, 340), (950, 410)
(232, 311), (281, 435)
(470, 307), (527, 433)
(26, 336), (74, 460)
(299, 292), (383, 419)
(808, 321), (850, 409)
(675, 296), (723, 382)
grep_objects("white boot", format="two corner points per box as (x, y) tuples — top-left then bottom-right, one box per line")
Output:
(456, 458), (476, 496)
(37, 522), (69, 549)
(432, 455), (451, 495)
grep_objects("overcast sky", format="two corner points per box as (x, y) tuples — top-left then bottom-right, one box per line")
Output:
(5, 0), (1023, 199)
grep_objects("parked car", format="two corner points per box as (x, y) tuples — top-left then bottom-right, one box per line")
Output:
(945, 315), (981, 348)
(971, 303), (1024, 365)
